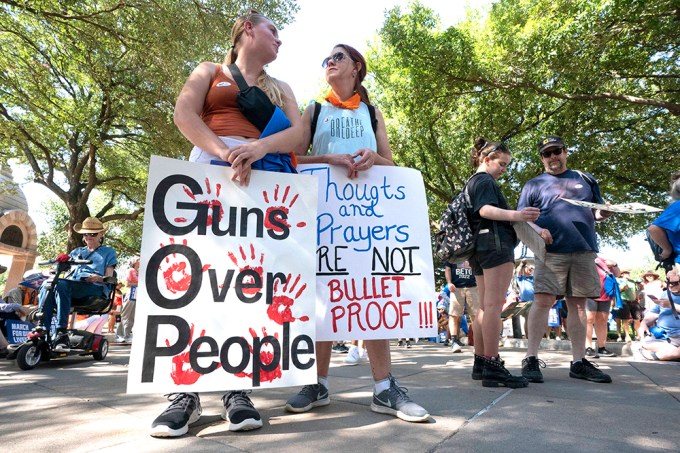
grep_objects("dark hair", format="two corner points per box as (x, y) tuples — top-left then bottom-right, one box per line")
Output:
(470, 136), (510, 167)
(333, 44), (370, 105)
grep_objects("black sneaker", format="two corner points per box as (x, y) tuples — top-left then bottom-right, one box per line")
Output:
(482, 356), (528, 388)
(521, 356), (546, 383)
(471, 354), (483, 380)
(285, 383), (330, 413)
(585, 347), (599, 358)
(332, 343), (349, 353)
(597, 347), (616, 357)
(53, 332), (71, 352)
(370, 375), (429, 422)
(221, 391), (262, 431)
(569, 358), (612, 383)
(150, 393), (201, 437)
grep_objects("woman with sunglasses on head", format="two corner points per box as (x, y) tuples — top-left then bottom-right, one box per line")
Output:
(467, 138), (540, 388)
(151, 10), (301, 438)
(284, 44), (429, 423)
(173, 10), (301, 186)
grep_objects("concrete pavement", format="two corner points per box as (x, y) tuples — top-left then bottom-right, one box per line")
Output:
(1, 338), (679, 453)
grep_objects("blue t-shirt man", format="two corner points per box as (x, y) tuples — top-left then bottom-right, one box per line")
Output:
(517, 170), (604, 253)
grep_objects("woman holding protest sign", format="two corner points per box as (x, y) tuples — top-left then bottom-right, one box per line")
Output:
(466, 138), (540, 388)
(283, 44), (430, 423)
(150, 10), (302, 438)
(173, 10), (302, 186)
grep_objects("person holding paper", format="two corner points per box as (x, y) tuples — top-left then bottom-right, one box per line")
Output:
(173, 10), (301, 186)
(517, 136), (613, 385)
(151, 10), (301, 438)
(284, 44), (430, 423)
(465, 138), (540, 388)
(648, 171), (680, 274)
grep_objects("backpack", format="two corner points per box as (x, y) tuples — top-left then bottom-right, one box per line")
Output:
(595, 262), (623, 308)
(434, 174), (479, 264)
(645, 229), (677, 273)
(310, 101), (377, 138)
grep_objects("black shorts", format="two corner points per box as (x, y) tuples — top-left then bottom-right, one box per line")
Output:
(469, 227), (515, 275)
(611, 302), (631, 320)
(628, 302), (644, 321)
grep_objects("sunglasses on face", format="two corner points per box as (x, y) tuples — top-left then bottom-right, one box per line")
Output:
(668, 280), (680, 287)
(83, 233), (99, 237)
(540, 148), (564, 158)
(322, 52), (348, 68)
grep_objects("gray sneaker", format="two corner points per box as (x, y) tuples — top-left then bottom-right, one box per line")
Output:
(370, 375), (430, 422)
(150, 393), (201, 438)
(221, 391), (263, 431)
(285, 383), (330, 413)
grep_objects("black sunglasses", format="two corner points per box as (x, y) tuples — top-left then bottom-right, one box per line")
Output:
(668, 280), (680, 287)
(540, 148), (564, 158)
(83, 232), (99, 237)
(322, 52), (348, 68)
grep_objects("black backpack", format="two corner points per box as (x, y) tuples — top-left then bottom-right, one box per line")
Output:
(434, 174), (480, 264)
(646, 229), (677, 273)
(310, 101), (377, 138)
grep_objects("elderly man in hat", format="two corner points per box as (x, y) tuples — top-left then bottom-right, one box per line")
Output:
(517, 136), (614, 384)
(36, 217), (117, 351)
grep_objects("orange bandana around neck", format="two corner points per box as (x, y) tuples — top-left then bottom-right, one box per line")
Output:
(325, 90), (361, 110)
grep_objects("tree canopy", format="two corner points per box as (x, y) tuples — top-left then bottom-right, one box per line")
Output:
(368, 0), (679, 246)
(0, 0), (298, 250)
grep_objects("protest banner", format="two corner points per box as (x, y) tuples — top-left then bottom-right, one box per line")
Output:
(127, 156), (318, 394)
(298, 164), (437, 341)
(5, 319), (35, 344)
(559, 199), (662, 214)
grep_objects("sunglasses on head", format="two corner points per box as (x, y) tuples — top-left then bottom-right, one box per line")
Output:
(322, 52), (348, 68)
(83, 232), (99, 237)
(540, 147), (564, 158)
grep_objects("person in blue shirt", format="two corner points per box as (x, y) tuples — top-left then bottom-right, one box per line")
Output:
(517, 136), (613, 385)
(648, 171), (680, 274)
(636, 270), (680, 361)
(37, 217), (117, 351)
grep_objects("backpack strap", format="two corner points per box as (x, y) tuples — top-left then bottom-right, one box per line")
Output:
(667, 288), (679, 320)
(367, 104), (377, 133)
(227, 63), (250, 91)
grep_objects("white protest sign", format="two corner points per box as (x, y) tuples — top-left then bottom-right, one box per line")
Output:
(298, 164), (437, 341)
(559, 198), (662, 214)
(127, 156), (318, 394)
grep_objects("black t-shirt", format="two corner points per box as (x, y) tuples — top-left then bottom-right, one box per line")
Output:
(466, 172), (517, 248)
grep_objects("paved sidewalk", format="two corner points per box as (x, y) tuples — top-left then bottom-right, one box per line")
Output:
(2, 339), (679, 452)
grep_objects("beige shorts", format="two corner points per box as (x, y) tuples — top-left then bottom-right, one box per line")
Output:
(448, 286), (480, 317)
(534, 251), (601, 298)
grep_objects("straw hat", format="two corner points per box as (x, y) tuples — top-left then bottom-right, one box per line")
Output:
(73, 217), (107, 234)
(642, 270), (659, 279)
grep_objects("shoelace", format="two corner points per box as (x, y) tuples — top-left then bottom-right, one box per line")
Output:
(524, 357), (546, 370)
(299, 384), (321, 399)
(161, 393), (200, 415)
(224, 390), (255, 408)
(387, 377), (412, 402)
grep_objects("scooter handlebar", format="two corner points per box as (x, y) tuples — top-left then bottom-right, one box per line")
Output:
(38, 258), (93, 266)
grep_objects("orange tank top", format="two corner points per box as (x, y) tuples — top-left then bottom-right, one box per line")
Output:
(201, 64), (261, 139)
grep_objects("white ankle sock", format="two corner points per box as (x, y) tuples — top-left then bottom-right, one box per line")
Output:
(374, 377), (391, 394)
(318, 376), (329, 388)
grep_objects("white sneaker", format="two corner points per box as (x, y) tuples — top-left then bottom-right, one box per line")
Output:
(345, 346), (360, 364)
(358, 348), (369, 362)
(114, 336), (126, 343)
(451, 341), (462, 353)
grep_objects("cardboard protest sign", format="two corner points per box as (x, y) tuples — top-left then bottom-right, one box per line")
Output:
(127, 157), (318, 394)
(298, 164), (437, 341)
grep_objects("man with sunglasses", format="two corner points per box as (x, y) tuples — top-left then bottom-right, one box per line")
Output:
(36, 217), (117, 351)
(517, 136), (614, 384)
(635, 270), (680, 361)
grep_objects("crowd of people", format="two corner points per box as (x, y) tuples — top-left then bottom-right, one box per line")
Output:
(1, 8), (678, 441)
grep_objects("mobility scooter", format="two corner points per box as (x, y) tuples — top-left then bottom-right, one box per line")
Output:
(7, 254), (117, 370)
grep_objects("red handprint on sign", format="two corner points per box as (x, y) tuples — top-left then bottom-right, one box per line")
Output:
(159, 238), (211, 294)
(262, 184), (307, 231)
(175, 177), (223, 226)
(267, 273), (310, 325)
(234, 327), (283, 384)
(167, 324), (219, 385)
(227, 243), (264, 296)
